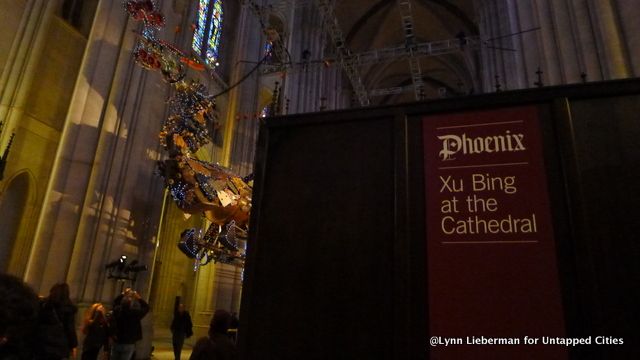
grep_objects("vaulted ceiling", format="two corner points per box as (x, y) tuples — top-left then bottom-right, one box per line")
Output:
(325, 0), (479, 105)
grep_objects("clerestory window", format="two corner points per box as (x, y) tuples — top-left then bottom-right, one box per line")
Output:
(192, 0), (223, 68)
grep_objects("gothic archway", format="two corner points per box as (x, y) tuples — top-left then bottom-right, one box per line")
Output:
(0, 171), (36, 276)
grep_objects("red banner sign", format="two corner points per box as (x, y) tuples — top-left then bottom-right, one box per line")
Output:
(423, 106), (566, 359)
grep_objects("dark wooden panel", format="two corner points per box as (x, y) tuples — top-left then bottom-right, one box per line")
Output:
(564, 95), (640, 358)
(241, 79), (640, 359)
(406, 116), (428, 359)
(242, 118), (396, 359)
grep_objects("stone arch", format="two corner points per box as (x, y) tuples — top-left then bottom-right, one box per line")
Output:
(344, 0), (478, 48)
(0, 170), (37, 276)
(265, 13), (288, 64)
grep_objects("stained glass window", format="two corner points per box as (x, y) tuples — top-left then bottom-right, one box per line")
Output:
(192, 0), (208, 56)
(192, 0), (223, 67)
(264, 41), (273, 61)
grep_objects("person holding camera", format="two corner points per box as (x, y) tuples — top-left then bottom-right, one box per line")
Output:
(109, 289), (149, 360)
(81, 303), (110, 360)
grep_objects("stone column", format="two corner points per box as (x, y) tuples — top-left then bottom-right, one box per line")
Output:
(148, 200), (201, 328)
(223, 1), (263, 174)
(324, 66), (346, 111)
(0, 0), (54, 146)
(587, 0), (633, 79)
(614, 0), (640, 75)
(282, 1), (327, 114)
(25, 0), (167, 302)
(190, 256), (219, 338)
(476, 0), (638, 92)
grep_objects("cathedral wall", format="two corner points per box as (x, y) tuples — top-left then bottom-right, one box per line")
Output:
(0, 2), (87, 281)
(25, 17), (86, 131)
(19, 0), (168, 304)
(0, 0), (28, 74)
(149, 200), (201, 329)
(476, 0), (639, 92)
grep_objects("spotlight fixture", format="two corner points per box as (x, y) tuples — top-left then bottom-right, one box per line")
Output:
(105, 255), (127, 270)
(105, 255), (147, 288)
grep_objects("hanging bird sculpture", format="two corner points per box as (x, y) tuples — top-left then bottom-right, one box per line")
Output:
(124, 0), (250, 268)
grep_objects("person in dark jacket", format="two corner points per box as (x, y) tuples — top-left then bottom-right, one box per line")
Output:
(38, 283), (78, 360)
(170, 302), (193, 360)
(109, 289), (149, 360)
(189, 310), (237, 360)
(81, 303), (110, 360)
(0, 274), (40, 360)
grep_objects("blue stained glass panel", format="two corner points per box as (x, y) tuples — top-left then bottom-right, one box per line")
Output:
(192, 0), (209, 54)
(192, 0), (224, 67)
(206, 1), (223, 66)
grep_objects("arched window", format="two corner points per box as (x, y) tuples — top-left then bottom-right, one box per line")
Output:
(264, 15), (285, 64)
(192, 0), (223, 67)
(264, 41), (274, 62)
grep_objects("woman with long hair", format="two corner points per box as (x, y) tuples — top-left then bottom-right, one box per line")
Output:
(37, 283), (78, 359)
(81, 303), (110, 360)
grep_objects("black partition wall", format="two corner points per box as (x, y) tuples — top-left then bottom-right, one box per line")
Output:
(239, 78), (640, 360)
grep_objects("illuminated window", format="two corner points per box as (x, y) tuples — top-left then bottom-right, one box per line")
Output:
(264, 41), (283, 64)
(264, 42), (274, 61)
(192, 0), (223, 67)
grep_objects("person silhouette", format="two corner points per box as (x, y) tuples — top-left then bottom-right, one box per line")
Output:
(170, 301), (193, 360)
(189, 310), (237, 360)
(38, 283), (78, 360)
(0, 274), (40, 360)
(109, 288), (149, 360)
(81, 303), (110, 360)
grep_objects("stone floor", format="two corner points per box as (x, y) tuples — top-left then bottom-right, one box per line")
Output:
(149, 343), (192, 360)
(149, 328), (192, 360)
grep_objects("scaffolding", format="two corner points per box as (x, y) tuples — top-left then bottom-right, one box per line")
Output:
(395, 0), (424, 100)
(265, 1), (479, 102)
(262, 36), (478, 72)
(315, 0), (370, 106)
